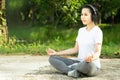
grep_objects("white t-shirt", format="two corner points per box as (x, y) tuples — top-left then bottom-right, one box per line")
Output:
(76, 26), (103, 68)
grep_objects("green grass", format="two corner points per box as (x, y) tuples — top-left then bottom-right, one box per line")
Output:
(0, 24), (120, 58)
(100, 24), (120, 58)
(101, 42), (120, 58)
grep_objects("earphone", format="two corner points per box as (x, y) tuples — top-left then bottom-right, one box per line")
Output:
(85, 4), (98, 24)
(86, 4), (97, 15)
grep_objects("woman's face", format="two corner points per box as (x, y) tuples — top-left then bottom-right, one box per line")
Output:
(81, 8), (93, 25)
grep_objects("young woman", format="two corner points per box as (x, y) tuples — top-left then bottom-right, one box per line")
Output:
(46, 4), (103, 78)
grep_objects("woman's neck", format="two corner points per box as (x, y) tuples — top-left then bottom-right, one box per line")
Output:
(86, 22), (95, 31)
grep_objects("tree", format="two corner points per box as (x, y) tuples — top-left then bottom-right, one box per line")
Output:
(56, 0), (86, 27)
(87, 0), (120, 24)
(0, 0), (8, 44)
(5, 0), (120, 28)
(18, 0), (86, 27)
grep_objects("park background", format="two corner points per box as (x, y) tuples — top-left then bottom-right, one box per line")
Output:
(0, 0), (120, 58)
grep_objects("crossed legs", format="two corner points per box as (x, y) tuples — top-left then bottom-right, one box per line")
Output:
(49, 55), (100, 77)
(49, 55), (79, 74)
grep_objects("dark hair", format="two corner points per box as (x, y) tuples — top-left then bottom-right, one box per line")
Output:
(82, 4), (99, 24)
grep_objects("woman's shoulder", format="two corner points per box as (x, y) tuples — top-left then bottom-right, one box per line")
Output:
(78, 27), (86, 33)
(94, 26), (103, 35)
(94, 26), (102, 32)
(79, 26), (86, 31)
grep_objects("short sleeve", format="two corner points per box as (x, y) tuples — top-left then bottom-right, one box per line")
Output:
(94, 29), (103, 44)
(76, 28), (81, 42)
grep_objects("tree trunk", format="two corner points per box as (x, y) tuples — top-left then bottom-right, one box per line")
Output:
(0, 0), (8, 44)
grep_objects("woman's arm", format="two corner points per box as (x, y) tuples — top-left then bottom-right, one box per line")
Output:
(85, 43), (102, 63)
(46, 42), (79, 56)
(92, 43), (102, 60)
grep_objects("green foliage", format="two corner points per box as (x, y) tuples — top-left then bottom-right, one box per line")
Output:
(7, 0), (24, 10)
(59, 0), (86, 26)
(100, 24), (120, 58)
(2, 0), (120, 58)
(6, 0), (120, 27)
(87, 0), (120, 21)
(101, 0), (120, 19)
(99, 23), (111, 28)
(0, 24), (120, 58)
(0, 10), (6, 26)
(101, 42), (120, 58)
(102, 24), (120, 44)
(6, 0), (86, 26)
(9, 25), (78, 43)
(3, 25), (77, 55)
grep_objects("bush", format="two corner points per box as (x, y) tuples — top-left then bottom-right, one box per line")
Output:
(1, 24), (120, 58)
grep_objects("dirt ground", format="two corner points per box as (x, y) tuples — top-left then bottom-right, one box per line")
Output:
(0, 55), (119, 80)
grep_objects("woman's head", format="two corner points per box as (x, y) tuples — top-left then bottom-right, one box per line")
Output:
(81, 4), (99, 25)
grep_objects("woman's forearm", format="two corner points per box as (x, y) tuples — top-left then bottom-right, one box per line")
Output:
(56, 48), (78, 56)
(92, 43), (102, 60)
(92, 52), (100, 60)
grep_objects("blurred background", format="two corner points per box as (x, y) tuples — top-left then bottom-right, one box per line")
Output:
(0, 0), (120, 58)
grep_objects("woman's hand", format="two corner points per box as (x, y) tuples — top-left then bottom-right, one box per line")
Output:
(46, 48), (57, 56)
(85, 55), (93, 63)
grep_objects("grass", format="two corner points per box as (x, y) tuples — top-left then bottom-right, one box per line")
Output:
(100, 24), (120, 58)
(0, 24), (120, 58)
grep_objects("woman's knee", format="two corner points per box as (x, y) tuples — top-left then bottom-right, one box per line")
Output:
(76, 62), (99, 76)
(87, 69), (100, 77)
(49, 55), (60, 64)
(87, 63), (99, 76)
(49, 55), (56, 62)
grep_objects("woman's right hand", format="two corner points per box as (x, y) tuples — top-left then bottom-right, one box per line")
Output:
(46, 48), (57, 56)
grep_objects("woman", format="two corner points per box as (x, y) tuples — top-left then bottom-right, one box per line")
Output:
(46, 4), (103, 78)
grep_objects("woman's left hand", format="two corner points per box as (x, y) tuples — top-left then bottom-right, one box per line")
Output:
(46, 48), (57, 56)
(85, 55), (93, 63)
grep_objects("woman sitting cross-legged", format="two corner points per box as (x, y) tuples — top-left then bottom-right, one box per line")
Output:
(46, 4), (103, 78)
